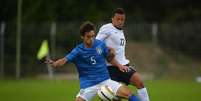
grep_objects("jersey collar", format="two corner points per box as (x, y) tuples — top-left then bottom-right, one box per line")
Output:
(111, 23), (123, 30)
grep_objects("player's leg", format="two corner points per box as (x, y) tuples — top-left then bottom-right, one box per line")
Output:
(75, 85), (97, 101)
(103, 79), (139, 101)
(75, 96), (85, 101)
(130, 72), (144, 89)
(107, 65), (150, 101)
(107, 66), (130, 101)
(116, 86), (140, 101)
(129, 67), (150, 101)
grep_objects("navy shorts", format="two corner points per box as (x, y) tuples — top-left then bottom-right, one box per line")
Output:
(107, 64), (136, 85)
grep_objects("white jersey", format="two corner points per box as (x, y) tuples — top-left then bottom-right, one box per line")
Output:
(96, 23), (129, 65)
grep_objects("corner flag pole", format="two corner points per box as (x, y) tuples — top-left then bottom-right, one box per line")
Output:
(46, 55), (54, 79)
(37, 40), (53, 79)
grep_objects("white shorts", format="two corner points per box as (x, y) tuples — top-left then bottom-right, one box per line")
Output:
(76, 79), (122, 101)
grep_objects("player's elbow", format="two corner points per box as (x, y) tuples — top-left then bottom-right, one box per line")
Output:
(108, 47), (115, 54)
(107, 47), (115, 62)
(107, 53), (115, 62)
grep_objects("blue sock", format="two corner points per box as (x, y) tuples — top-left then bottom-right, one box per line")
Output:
(129, 95), (139, 101)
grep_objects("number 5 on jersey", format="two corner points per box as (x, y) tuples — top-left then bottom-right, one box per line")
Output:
(90, 56), (96, 65)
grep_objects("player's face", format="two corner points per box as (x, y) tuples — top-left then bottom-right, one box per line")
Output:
(82, 30), (95, 48)
(112, 13), (125, 29)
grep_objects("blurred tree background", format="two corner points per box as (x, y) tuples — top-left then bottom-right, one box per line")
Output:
(0, 0), (201, 78)
(1, 0), (201, 22)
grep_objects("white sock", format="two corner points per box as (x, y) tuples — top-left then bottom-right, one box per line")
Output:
(137, 87), (150, 101)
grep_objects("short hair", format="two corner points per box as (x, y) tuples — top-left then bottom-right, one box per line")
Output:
(112, 8), (125, 17)
(80, 21), (95, 36)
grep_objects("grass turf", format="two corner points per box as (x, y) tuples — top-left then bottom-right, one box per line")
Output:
(0, 79), (201, 101)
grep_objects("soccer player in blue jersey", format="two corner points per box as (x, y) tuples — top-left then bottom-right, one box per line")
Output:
(45, 21), (139, 101)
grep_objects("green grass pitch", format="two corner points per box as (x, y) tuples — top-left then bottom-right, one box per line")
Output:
(0, 79), (201, 101)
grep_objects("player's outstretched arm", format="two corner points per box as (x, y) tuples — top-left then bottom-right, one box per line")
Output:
(45, 58), (67, 67)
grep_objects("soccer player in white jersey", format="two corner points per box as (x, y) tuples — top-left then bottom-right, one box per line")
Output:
(45, 21), (140, 101)
(96, 8), (150, 101)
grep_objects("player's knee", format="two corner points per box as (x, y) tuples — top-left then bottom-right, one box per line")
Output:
(124, 90), (133, 98)
(134, 79), (144, 89)
(130, 72), (144, 89)
(75, 97), (85, 101)
(116, 86), (132, 99)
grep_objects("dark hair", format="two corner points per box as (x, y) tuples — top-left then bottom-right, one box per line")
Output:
(80, 21), (95, 36)
(112, 8), (125, 17)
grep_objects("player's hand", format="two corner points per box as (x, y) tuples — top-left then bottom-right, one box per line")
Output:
(44, 59), (54, 64)
(45, 59), (58, 67)
(118, 65), (129, 72)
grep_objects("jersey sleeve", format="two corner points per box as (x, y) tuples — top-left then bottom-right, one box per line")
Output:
(96, 26), (111, 41)
(64, 47), (79, 63)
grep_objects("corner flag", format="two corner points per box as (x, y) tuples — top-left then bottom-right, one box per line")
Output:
(37, 40), (49, 60)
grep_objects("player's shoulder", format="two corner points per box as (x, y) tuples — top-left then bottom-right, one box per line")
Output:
(100, 23), (113, 30)
(74, 43), (84, 51)
(94, 39), (106, 46)
(95, 39), (104, 44)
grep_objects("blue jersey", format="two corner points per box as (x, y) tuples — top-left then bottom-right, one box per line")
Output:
(65, 39), (110, 89)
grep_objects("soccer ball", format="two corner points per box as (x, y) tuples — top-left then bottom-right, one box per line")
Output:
(97, 85), (116, 101)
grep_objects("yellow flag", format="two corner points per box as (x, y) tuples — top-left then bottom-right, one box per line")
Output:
(37, 40), (49, 60)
